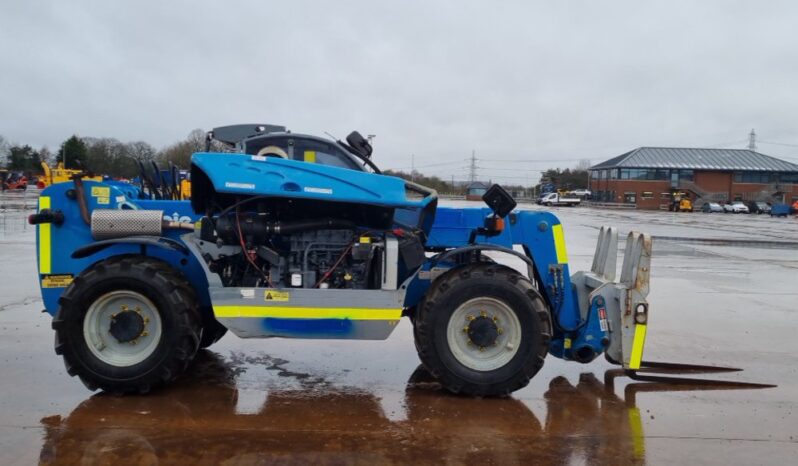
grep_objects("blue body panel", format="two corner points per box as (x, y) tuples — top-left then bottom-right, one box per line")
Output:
(35, 154), (599, 363)
(193, 153), (427, 208)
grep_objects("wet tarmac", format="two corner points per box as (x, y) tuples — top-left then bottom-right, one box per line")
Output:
(1, 199), (797, 464)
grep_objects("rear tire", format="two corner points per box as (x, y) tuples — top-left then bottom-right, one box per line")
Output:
(413, 264), (551, 396)
(53, 256), (201, 393)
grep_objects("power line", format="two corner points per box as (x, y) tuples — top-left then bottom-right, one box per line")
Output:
(759, 140), (798, 148)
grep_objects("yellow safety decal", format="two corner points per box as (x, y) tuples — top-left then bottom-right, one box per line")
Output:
(96, 196), (110, 205)
(629, 324), (647, 369)
(214, 306), (402, 320)
(38, 196), (51, 274)
(41, 274), (74, 288)
(552, 223), (568, 264)
(627, 407), (646, 459)
(304, 150), (316, 163)
(90, 186), (110, 197)
(264, 290), (290, 302)
(563, 338), (572, 349)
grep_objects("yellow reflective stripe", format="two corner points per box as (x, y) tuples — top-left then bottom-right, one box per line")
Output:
(629, 324), (647, 369)
(304, 150), (316, 163)
(627, 407), (646, 459)
(39, 196), (51, 274)
(552, 223), (568, 264)
(213, 306), (402, 320)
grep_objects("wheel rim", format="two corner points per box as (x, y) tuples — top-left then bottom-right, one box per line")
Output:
(83, 290), (163, 367)
(446, 297), (522, 371)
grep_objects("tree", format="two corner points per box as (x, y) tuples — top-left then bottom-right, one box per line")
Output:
(83, 137), (142, 178)
(57, 135), (89, 169)
(159, 129), (207, 168)
(383, 169), (462, 194)
(0, 135), (9, 166)
(126, 141), (156, 163)
(536, 166), (589, 192)
(8, 145), (41, 171)
(39, 146), (53, 166)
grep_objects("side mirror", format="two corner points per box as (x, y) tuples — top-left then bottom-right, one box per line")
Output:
(345, 131), (373, 158)
(482, 184), (516, 218)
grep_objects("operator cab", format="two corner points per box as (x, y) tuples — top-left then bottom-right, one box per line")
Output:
(207, 124), (375, 173)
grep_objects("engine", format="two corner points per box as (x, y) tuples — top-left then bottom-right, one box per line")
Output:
(194, 210), (423, 290)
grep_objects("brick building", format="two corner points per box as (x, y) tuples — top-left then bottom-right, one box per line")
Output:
(588, 147), (798, 210)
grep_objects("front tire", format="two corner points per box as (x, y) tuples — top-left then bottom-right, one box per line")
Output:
(53, 256), (201, 393)
(414, 264), (551, 396)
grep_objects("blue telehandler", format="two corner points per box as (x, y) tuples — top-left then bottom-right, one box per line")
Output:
(30, 124), (663, 396)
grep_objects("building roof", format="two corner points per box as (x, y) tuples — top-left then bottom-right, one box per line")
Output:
(591, 147), (798, 172)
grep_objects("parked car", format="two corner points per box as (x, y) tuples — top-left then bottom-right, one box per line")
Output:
(771, 203), (791, 217)
(722, 203), (734, 213)
(744, 201), (771, 214)
(569, 189), (592, 198)
(730, 202), (749, 214)
(701, 202), (723, 213)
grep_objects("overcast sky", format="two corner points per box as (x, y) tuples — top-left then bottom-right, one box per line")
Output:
(2, 0), (798, 183)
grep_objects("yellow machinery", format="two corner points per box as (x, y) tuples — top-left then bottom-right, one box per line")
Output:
(180, 177), (191, 199)
(669, 190), (693, 212)
(38, 162), (102, 189)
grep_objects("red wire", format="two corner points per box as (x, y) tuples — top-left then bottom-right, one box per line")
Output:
(235, 207), (273, 287)
(314, 242), (354, 288)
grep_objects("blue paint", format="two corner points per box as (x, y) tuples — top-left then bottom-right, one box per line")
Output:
(34, 150), (597, 362)
(263, 318), (353, 336)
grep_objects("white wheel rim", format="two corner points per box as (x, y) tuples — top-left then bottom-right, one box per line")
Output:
(446, 297), (522, 371)
(83, 290), (163, 367)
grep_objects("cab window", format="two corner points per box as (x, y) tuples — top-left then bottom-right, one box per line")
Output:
(244, 136), (362, 171)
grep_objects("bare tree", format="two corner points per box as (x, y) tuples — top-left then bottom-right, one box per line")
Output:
(0, 135), (9, 166)
(126, 141), (157, 162)
(159, 129), (208, 168)
(39, 146), (53, 166)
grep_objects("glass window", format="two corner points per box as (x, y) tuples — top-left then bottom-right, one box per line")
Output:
(780, 173), (798, 183)
(624, 192), (636, 203)
(680, 169), (694, 182)
(245, 136), (362, 171)
(293, 139), (361, 170)
(591, 170), (599, 179)
(641, 191), (654, 199)
(660, 192), (671, 199)
(611, 169), (619, 180)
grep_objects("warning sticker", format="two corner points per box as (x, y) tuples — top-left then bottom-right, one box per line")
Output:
(91, 186), (110, 198)
(240, 289), (255, 299)
(264, 290), (290, 302)
(96, 196), (110, 205)
(42, 274), (74, 288)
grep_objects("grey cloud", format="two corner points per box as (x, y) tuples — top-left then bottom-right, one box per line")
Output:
(1, 0), (797, 183)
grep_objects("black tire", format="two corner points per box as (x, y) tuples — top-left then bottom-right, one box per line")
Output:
(199, 310), (228, 349)
(413, 264), (552, 397)
(53, 256), (201, 393)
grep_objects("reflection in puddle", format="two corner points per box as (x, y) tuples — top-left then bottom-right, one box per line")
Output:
(40, 351), (736, 465)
